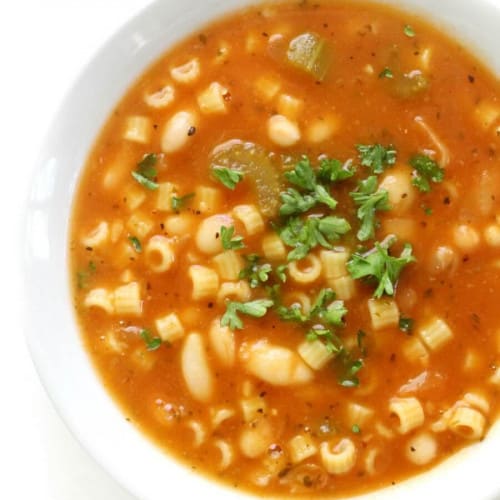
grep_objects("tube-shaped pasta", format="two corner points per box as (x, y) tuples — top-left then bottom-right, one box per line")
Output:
(448, 406), (486, 440)
(188, 265), (219, 300)
(210, 406), (236, 429)
(297, 340), (334, 370)
(192, 186), (221, 214)
(156, 182), (178, 211)
(240, 340), (313, 386)
(283, 291), (311, 315)
(345, 402), (374, 428)
(84, 288), (114, 314)
(212, 250), (244, 281)
(232, 205), (264, 235)
(261, 233), (286, 261)
(328, 276), (356, 300)
(288, 254), (322, 284)
(276, 94), (303, 120)
(368, 298), (399, 330)
(113, 282), (142, 316)
(389, 397), (425, 434)
(217, 281), (252, 305)
(123, 115), (152, 144)
(126, 213), (154, 239)
(170, 58), (200, 84)
(253, 75), (281, 101)
(402, 337), (430, 365)
(155, 312), (184, 343)
(144, 84), (175, 109)
(145, 235), (175, 273)
(123, 184), (147, 211)
(288, 434), (318, 463)
(209, 318), (235, 367)
(164, 213), (196, 236)
(214, 439), (234, 470)
(320, 250), (348, 279)
(161, 110), (198, 154)
(186, 420), (206, 447)
(81, 221), (109, 248)
(418, 317), (453, 352)
(240, 396), (267, 422)
(181, 333), (214, 402)
(320, 439), (357, 475)
(197, 82), (229, 114)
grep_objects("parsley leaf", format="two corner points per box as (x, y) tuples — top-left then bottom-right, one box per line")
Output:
(399, 317), (414, 333)
(128, 236), (142, 253)
(379, 67), (394, 79)
(140, 329), (162, 351)
(132, 153), (159, 190)
(356, 144), (397, 174)
(221, 299), (274, 330)
(277, 303), (308, 323)
(404, 24), (416, 37)
(347, 239), (416, 297)
(284, 156), (316, 190)
(280, 216), (351, 260)
(220, 225), (245, 251)
(275, 264), (288, 283)
(306, 327), (343, 354)
(76, 260), (97, 289)
(239, 255), (271, 288)
(352, 424), (361, 434)
(317, 158), (356, 182)
(213, 167), (244, 190)
(171, 192), (195, 211)
(409, 154), (445, 193)
(280, 188), (316, 216)
(338, 357), (364, 387)
(350, 176), (390, 241)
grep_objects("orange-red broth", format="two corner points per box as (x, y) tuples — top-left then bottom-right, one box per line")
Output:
(70, 1), (500, 497)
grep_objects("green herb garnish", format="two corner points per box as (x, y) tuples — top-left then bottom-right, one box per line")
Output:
(379, 67), (394, 79)
(221, 299), (274, 330)
(399, 317), (414, 333)
(171, 192), (195, 211)
(404, 24), (416, 37)
(220, 225), (245, 251)
(350, 176), (390, 241)
(140, 329), (162, 351)
(128, 236), (142, 253)
(239, 255), (271, 288)
(356, 144), (397, 174)
(347, 239), (416, 297)
(213, 167), (244, 190)
(317, 158), (356, 182)
(409, 154), (445, 193)
(76, 260), (97, 289)
(132, 153), (159, 190)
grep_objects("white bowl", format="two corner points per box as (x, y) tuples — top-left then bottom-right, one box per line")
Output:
(24, 0), (500, 499)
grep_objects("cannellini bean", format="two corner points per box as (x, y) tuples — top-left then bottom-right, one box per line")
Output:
(161, 111), (198, 154)
(209, 318), (236, 367)
(196, 214), (233, 254)
(429, 245), (457, 274)
(267, 114), (300, 147)
(181, 333), (214, 402)
(453, 224), (480, 251)
(239, 418), (273, 458)
(240, 340), (313, 386)
(379, 169), (415, 214)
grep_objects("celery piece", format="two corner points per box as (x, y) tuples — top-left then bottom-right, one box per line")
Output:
(286, 32), (331, 81)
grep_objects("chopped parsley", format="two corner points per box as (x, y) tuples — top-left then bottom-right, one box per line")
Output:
(350, 176), (390, 241)
(171, 192), (195, 211)
(306, 327), (343, 354)
(220, 225), (245, 250)
(280, 215), (351, 261)
(352, 424), (361, 434)
(221, 299), (274, 330)
(275, 264), (288, 283)
(399, 317), (414, 334)
(128, 236), (142, 253)
(140, 329), (162, 351)
(356, 144), (397, 174)
(239, 255), (272, 288)
(76, 260), (97, 289)
(317, 158), (356, 182)
(379, 67), (394, 79)
(338, 357), (364, 387)
(404, 24), (416, 37)
(347, 238), (416, 297)
(132, 153), (159, 190)
(213, 166), (244, 190)
(409, 154), (445, 193)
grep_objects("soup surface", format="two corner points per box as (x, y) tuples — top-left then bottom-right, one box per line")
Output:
(70, 1), (500, 497)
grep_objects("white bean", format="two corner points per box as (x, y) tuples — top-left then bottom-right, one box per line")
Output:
(267, 114), (300, 147)
(181, 333), (214, 402)
(161, 111), (198, 154)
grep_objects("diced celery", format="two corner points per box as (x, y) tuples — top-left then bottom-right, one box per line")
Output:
(286, 32), (331, 81)
(211, 141), (282, 217)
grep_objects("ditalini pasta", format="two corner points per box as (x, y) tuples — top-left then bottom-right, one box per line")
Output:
(70, 1), (500, 497)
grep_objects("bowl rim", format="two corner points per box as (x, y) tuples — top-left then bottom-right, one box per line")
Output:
(23, 1), (500, 499)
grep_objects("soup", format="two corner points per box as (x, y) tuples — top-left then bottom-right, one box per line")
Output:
(70, 1), (500, 497)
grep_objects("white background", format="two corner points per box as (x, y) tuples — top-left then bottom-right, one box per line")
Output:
(0, 1), (150, 499)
